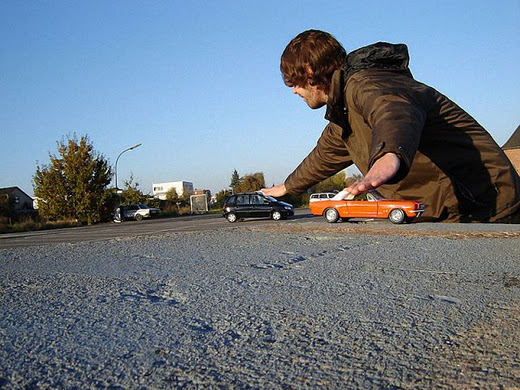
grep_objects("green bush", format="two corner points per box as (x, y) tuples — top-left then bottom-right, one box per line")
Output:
(0, 215), (81, 234)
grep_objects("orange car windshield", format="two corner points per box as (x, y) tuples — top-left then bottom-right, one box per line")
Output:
(356, 191), (385, 202)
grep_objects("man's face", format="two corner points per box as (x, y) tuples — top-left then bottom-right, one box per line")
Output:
(292, 84), (328, 109)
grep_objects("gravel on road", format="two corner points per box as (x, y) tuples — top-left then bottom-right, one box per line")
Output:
(1, 221), (519, 389)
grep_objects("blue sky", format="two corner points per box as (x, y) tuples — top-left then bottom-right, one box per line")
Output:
(1, 0), (519, 197)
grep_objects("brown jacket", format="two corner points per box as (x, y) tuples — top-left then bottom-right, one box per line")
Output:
(285, 43), (520, 222)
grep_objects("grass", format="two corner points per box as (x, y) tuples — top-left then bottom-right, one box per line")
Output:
(0, 217), (82, 234)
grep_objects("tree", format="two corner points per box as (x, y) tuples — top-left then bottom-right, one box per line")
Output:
(120, 173), (145, 205)
(33, 134), (112, 224)
(165, 187), (179, 202)
(235, 172), (265, 193)
(311, 170), (350, 193)
(214, 189), (232, 208)
(230, 169), (240, 192)
(0, 195), (15, 222)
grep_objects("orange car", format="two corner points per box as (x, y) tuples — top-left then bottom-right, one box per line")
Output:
(309, 191), (425, 224)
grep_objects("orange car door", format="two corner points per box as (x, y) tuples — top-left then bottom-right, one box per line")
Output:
(346, 200), (377, 218)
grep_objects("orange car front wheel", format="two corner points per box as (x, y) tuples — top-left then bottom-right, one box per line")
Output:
(389, 208), (406, 224)
(324, 208), (340, 223)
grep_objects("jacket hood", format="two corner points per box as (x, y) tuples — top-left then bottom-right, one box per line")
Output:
(345, 42), (412, 77)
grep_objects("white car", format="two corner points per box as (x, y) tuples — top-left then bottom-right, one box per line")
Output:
(114, 204), (159, 222)
(309, 192), (337, 202)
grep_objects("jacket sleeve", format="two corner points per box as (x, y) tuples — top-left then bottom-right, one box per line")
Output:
(284, 123), (353, 194)
(348, 71), (429, 182)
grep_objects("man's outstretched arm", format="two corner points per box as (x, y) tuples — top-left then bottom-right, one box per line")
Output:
(262, 123), (352, 198)
(263, 153), (400, 198)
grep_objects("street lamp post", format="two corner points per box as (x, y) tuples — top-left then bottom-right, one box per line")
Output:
(114, 143), (142, 191)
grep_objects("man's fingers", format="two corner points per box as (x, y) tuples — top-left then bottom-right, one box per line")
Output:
(347, 176), (380, 195)
(261, 184), (287, 198)
(356, 182), (368, 193)
(348, 153), (400, 195)
(346, 181), (360, 194)
(369, 176), (385, 188)
(346, 180), (370, 195)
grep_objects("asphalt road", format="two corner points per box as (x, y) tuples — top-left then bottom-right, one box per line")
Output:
(0, 210), (320, 249)
(0, 212), (230, 249)
(1, 212), (519, 388)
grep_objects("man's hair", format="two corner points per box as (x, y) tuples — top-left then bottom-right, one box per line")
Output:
(281, 30), (347, 91)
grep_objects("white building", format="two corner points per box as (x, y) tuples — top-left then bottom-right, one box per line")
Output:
(152, 181), (194, 200)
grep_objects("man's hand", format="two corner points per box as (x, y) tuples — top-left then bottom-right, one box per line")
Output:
(346, 153), (401, 195)
(261, 184), (287, 198)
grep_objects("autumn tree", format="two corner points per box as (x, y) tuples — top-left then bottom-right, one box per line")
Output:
(165, 187), (179, 202)
(311, 170), (351, 193)
(33, 134), (112, 224)
(214, 189), (232, 208)
(235, 172), (265, 193)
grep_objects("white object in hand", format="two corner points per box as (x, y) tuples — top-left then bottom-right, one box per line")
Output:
(332, 189), (355, 200)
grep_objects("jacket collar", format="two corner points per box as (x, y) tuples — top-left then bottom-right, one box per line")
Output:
(325, 69), (348, 128)
(325, 42), (412, 129)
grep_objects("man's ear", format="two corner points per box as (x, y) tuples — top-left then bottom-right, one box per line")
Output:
(304, 64), (314, 76)
(304, 65), (317, 86)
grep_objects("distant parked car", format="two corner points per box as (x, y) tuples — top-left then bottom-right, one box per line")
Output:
(309, 191), (425, 224)
(113, 204), (160, 222)
(309, 192), (337, 202)
(222, 192), (294, 223)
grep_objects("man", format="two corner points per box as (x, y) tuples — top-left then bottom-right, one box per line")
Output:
(262, 30), (520, 222)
